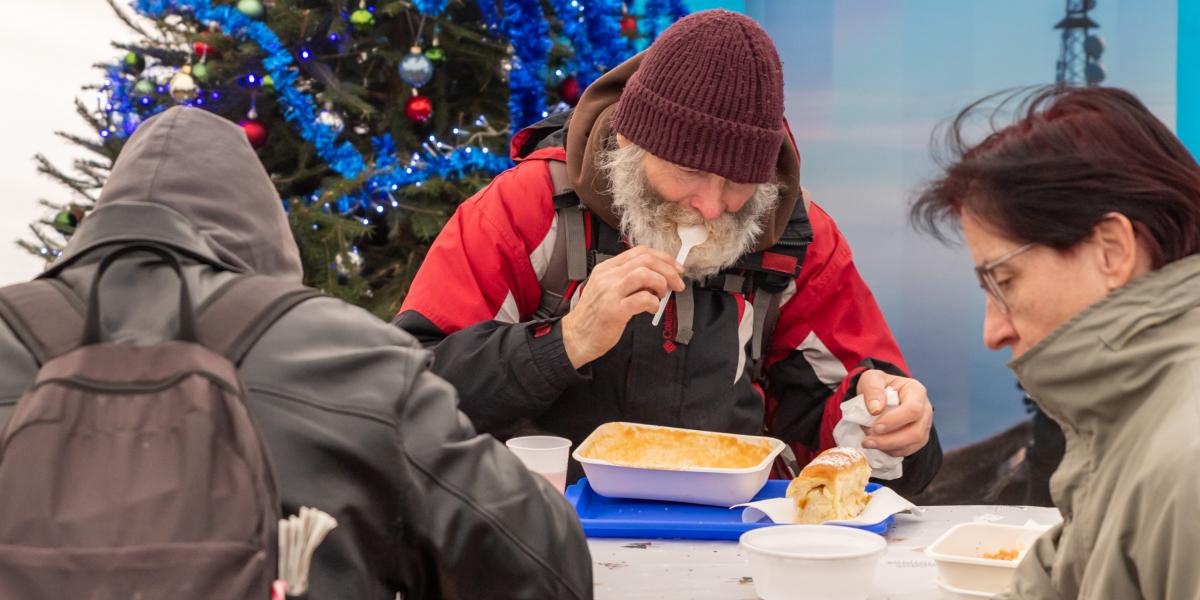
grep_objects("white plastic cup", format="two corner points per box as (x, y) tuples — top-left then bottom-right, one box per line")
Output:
(506, 436), (572, 493)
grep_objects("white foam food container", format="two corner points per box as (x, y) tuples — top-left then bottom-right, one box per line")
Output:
(926, 522), (1046, 594)
(572, 422), (785, 506)
(739, 524), (886, 600)
(936, 578), (999, 599)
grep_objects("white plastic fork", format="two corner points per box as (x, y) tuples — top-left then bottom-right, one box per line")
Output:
(651, 223), (707, 326)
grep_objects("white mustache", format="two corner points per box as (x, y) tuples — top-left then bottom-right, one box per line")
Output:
(599, 142), (780, 279)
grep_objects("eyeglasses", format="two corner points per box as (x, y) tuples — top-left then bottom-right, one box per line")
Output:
(974, 242), (1038, 314)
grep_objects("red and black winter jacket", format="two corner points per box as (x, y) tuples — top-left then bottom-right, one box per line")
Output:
(396, 119), (941, 493)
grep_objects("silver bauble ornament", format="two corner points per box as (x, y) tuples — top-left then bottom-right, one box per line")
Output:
(399, 46), (434, 88)
(317, 109), (345, 133)
(169, 70), (197, 101)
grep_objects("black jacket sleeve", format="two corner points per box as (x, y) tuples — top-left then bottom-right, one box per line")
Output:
(237, 295), (593, 599)
(394, 357), (593, 600)
(394, 310), (588, 434)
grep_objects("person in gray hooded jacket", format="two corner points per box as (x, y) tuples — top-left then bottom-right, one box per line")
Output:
(0, 106), (592, 600)
(913, 86), (1200, 599)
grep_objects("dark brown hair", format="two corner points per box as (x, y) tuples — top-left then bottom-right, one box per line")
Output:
(911, 85), (1200, 268)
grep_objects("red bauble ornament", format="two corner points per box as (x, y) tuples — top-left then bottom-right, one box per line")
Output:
(558, 75), (582, 106)
(620, 14), (639, 39)
(193, 41), (218, 60)
(240, 119), (268, 149)
(406, 95), (433, 123)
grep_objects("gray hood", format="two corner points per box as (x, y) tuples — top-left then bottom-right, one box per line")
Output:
(48, 106), (302, 281)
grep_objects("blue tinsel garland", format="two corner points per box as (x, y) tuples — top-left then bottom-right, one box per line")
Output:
(412, 0), (449, 16)
(581, 0), (631, 74)
(645, 0), (690, 43)
(642, 0), (670, 43)
(500, 0), (551, 130)
(101, 65), (164, 138)
(669, 0), (690, 20)
(503, 0), (635, 93)
(546, 0), (594, 85)
(476, 0), (502, 31)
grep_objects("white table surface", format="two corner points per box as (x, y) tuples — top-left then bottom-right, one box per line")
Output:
(588, 505), (1061, 599)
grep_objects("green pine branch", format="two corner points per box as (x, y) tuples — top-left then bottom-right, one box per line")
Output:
(34, 155), (100, 204)
(106, 0), (152, 37)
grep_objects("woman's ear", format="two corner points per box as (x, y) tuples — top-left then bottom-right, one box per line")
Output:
(1091, 212), (1150, 290)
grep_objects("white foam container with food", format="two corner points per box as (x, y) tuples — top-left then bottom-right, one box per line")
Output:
(739, 524), (887, 600)
(925, 522), (1046, 594)
(572, 422), (785, 506)
(936, 578), (999, 599)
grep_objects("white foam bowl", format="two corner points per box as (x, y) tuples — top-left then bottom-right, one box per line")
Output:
(925, 522), (1046, 595)
(937, 578), (999, 599)
(739, 525), (886, 600)
(573, 422), (784, 506)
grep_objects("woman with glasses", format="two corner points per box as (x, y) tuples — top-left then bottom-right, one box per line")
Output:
(912, 85), (1200, 600)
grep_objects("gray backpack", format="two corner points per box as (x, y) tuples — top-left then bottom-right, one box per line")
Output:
(0, 244), (319, 599)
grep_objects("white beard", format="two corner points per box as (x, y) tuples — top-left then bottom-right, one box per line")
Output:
(598, 142), (781, 279)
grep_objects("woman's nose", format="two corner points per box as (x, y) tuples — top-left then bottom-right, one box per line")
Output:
(982, 296), (1018, 350)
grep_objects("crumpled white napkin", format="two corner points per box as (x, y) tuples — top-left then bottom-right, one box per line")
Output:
(832, 387), (904, 480)
(734, 486), (918, 525)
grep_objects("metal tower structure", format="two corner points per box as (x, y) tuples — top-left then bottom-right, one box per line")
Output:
(1055, 0), (1105, 85)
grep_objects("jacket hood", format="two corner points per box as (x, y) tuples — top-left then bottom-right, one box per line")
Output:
(1010, 254), (1200, 437)
(49, 106), (303, 282)
(514, 51), (802, 253)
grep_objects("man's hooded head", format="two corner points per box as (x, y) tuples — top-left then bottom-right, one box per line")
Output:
(81, 106), (303, 281)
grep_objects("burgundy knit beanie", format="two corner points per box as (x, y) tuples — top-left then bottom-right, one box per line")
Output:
(610, 10), (785, 184)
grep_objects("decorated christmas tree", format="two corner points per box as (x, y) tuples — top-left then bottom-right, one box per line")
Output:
(26, 0), (687, 318)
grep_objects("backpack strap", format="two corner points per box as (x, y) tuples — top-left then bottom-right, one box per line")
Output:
(196, 275), (323, 365)
(749, 284), (785, 382)
(674, 285), (696, 345)
(534, 160), (589, 319)
(0, 279), (86, 365)
(547, 161), (589, 282)
(746, 192), (815, 384)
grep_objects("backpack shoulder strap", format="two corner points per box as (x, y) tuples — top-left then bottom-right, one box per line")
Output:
(547, 160), (589, 281)
(750, 285), (785, 383)
(534, 160), (589, 320)
(747, 187), (816, 383)
(546, 159), (572, 197)
(196, 275), (323, 365)
(0, 279), (86, 365)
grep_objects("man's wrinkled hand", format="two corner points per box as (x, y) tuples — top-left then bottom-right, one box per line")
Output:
(561, 246), (684, 369)
(857, 369), (933, 458)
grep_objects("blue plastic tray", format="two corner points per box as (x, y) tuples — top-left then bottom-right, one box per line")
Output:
(566, 478), (892, 540)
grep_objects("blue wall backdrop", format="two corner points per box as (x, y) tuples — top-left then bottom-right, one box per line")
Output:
(1181, 0), (1199, 154)
(679, 0), (1181, 449)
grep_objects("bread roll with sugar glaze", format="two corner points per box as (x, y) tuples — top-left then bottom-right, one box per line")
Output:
(785, 447), (870, 524)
